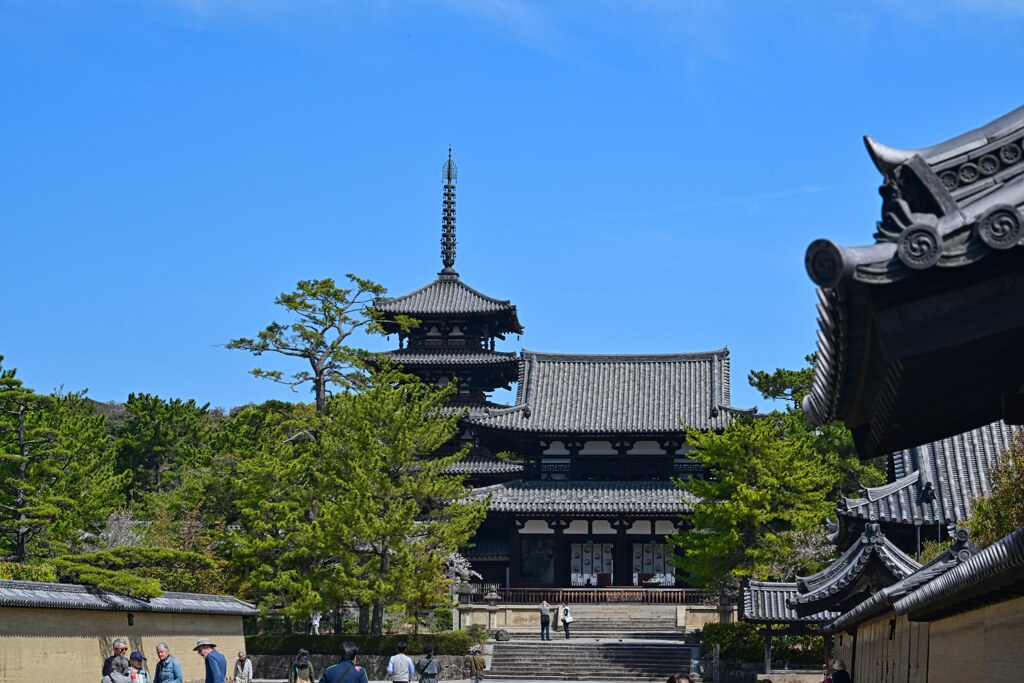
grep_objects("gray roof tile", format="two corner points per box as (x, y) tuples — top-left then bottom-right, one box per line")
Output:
(0, 580), (257, 615)
(445, 455), (524, 476)
(893, 523), (1024, 620)
(375, 272), (523, 332)
(789, 523), (920, 617)
(472, 480), (695, 515)
(386, 349), (519, 367)
(840, 421), (1018, 526)
(467, 349), (733, 434)
(741, 580), (839, 623)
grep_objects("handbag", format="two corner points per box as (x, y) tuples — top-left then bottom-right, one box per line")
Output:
(563, 610), (574, 623)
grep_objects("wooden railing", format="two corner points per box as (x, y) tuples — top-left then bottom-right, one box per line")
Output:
(465, 586), (718, 605)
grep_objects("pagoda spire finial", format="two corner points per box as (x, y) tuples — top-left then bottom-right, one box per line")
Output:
(440, 146), (458, 274)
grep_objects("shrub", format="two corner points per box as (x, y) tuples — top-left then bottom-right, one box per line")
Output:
(464, 624), (488, 644)
(701, 622), (821, 667)
(245, 632), (475, 657)
(0, 562), (58, 582)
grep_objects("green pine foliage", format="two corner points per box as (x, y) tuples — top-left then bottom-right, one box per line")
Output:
(228, 370), (487, 634)
(672, 356), (884, 591)
(0, 357), (129, 563)
(965, 429), (1024, 548)
(51, 547), (218, 598)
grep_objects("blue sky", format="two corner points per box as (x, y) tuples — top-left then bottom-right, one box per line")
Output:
(2, 0), (1024, 411)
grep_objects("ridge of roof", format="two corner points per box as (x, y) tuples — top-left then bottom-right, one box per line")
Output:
(894, 523), (1024, 620)
(520, 348), (730, 363)
(375, 272), (521, 315)
(0, 580), (257, 615)
(740, 579), (841, 624)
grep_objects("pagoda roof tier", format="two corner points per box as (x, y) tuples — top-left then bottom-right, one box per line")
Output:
(467, 349), (736, 436)
(820, 529), (976, 634)
(374, 271), (523, 334)
(802, 105), (1024, 457)
(839, 421), (1017, 530)
(471, 480), (695, 516)
(444, 455), (524, 476)
(385, 349), (519, 368)
(787, 522), (920, 617)
(740, 579), (839, 624)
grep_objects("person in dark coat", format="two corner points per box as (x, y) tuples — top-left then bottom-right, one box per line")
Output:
(318, 641), (369, 683)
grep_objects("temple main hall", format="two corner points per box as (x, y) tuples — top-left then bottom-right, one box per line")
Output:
(373, 151), (748, 590)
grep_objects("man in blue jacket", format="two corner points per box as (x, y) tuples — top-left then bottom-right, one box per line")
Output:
(319, 641), (370, 683)
(193, 639), (227, 683)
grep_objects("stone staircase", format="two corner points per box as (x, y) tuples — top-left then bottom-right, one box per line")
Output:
(487, 640), (693, 681)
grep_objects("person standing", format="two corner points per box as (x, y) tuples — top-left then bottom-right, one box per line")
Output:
(194, 638), (228, 683)
(233, 650), (253, 683)
(104, 639), (131, 677)
(289, 649), (316, 683)
(387, 641), (415, 683)
(829, 659), (850, 683)
(154, 643), (184, 683)
(318, 641), (369, 683)
(560, 602), (573, 639)
(539, 600), (551, 641)
(103, 655), (133, 683)
(467, 645), (486, 683)
(129, 652), (151, 683)
(415, 645), (442, 683)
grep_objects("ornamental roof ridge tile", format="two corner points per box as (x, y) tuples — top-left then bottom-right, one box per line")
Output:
(804, 105), (1024, 291)
(821, 529), (976, 633)
(789, 523), (921, 616)
(893, 523), (1024, 620)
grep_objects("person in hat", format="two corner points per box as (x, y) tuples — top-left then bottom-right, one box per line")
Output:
(194, 638), (227, 683)
(129, 651), (151, 683)
(154, 643), (183, 683)
(415, 645), (442, 683)
(829, 658), (850, 683)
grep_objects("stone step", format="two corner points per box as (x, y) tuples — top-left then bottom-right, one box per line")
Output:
(487, 640), (692, 681)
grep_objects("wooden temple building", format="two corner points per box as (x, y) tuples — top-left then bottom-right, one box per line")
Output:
(742, 105), (1024, 682)
(373, 150), (745, 590)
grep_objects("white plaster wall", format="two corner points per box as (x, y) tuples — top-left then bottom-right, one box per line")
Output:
(592, 520), (614, 534)
(579, 440), (614, 455)
(628, 440), (665, 455)
(520, 520), (553, 534)
(627, 521), (652, 535)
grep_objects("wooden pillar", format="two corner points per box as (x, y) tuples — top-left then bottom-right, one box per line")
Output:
(550, 519), (569, 587)
(510, 521), (523, 588)
(612, 519), (631, 586)
(764, 627), (773, 675)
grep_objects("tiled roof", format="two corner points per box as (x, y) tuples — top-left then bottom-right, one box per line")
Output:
(820, 530), (976, 633)
(374, 271), (523, 332)
(894, 523), (1024, 621)
(445, 455), (524, 476)
(0, 580), (257, 615)
(740, 579), (839, 624)
(467, 349), (733, 434)
(788, 523), (920, 617)
(386, 349), (519, 367)
(840, 421), (1017, 526)
(471, 480), (695, 515)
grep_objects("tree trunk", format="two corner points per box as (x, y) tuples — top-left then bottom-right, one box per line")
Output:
(358, 605), (370, 635)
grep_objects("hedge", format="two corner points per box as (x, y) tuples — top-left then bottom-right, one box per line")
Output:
(245, 632), (476, 657)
